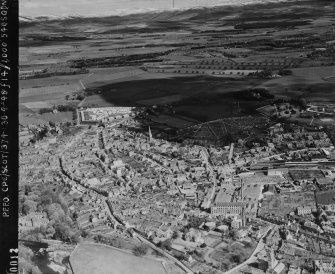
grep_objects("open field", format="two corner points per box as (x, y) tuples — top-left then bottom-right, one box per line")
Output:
(81, 67), (148, 88)
(292, 66), (335, 81)
(257, 66), (335, 102)
(20, 101), (54, 109)
(20, 84), (81, 97)
(40, 112), (73, 123)
(19, 0), (335, 126)
(19, 114), (47, 126)
(19, 83), (82, 110)
(19, 103), (38, 114)
(19, 111), (73, 125)
(137, 94), (185, 105)
(83, 76), (263, 106)
(19, 74), (86, 89)
(69, 243), (167, 274)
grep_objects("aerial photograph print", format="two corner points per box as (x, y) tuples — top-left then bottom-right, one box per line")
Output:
(18, 0), (335, 273)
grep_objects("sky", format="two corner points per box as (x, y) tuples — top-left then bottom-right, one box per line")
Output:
(20, 0), (295, 18)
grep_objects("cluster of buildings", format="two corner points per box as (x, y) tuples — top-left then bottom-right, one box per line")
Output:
(78, 107), (134, 124)
(267, 124), (333, 151)
(19, 212), (49, 234)
(18, 111), (335, 274)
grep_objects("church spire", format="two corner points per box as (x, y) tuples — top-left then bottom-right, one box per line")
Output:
(149, 125), (152, 141)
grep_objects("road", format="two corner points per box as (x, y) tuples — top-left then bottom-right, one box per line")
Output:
(201, 148), (217, 209)
(133, 232), (195, 274)
(56, 128), (88, 156)
(223, 225), (274, 274)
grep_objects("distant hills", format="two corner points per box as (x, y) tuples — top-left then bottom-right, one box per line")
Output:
(19, 0), (301, 21)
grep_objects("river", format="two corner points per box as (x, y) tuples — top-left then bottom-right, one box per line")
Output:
(20, 240), (69, 274)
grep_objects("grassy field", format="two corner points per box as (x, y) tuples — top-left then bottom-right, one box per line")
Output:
(20, 101), (54, 109)
(84, 76), (263, 106)
(19, 114), (47, 125)
(19, 74), (86, 89)
(19, 83), (81, 108)
(19, 111), (73, 125)
(257, 66), (335, 102)
(20, 84), (81, 97)
(19, 103), (37, 114)
(70, 244), (167, 274)
(292, 66), (335, 81)
(40, 112), (73, 123)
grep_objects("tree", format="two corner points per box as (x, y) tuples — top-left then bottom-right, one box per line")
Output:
(22, 203), (31, 215)
(298, 96), (307, 110)
(230, 254), (241, 264)
(57, 193), (68, 213)
(244, 241), (252, 248)
(278, 69), (292, 76)
(19, 244), (42, 274)
(45, 224), (56, 238)
(40, 192), (53, 206)
(229, 230), (237, 240)
(132, 244), (148, 256)
(37, 204), (43, 212)
(113, 238), (122, 248)
(23, 199), (37, 213)
(258, 260), (269, 271)
(39, 108), (53, 114)
(172, 151), (179, 158)
(172, 231), (179, 239)
(159, 239), (172, 251)
(54, 222), (71, 242)
(174, 253), (187, 261)
(46, 203), (65, 221)
(70, 232), (80, 244)
(77, 94), (85, 100)
(72, 212), (78, 220)
(188, 216), (205, 228)
(94, 234), (103, 243)
(220, 262), (229, 271)
(25, 185), (32, 195)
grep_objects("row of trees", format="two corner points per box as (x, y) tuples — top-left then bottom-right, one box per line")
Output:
(39, 104), (76, 114)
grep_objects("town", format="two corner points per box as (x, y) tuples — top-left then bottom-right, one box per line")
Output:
(19, 105), (335, 274)
(18, 0), (335, 273)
